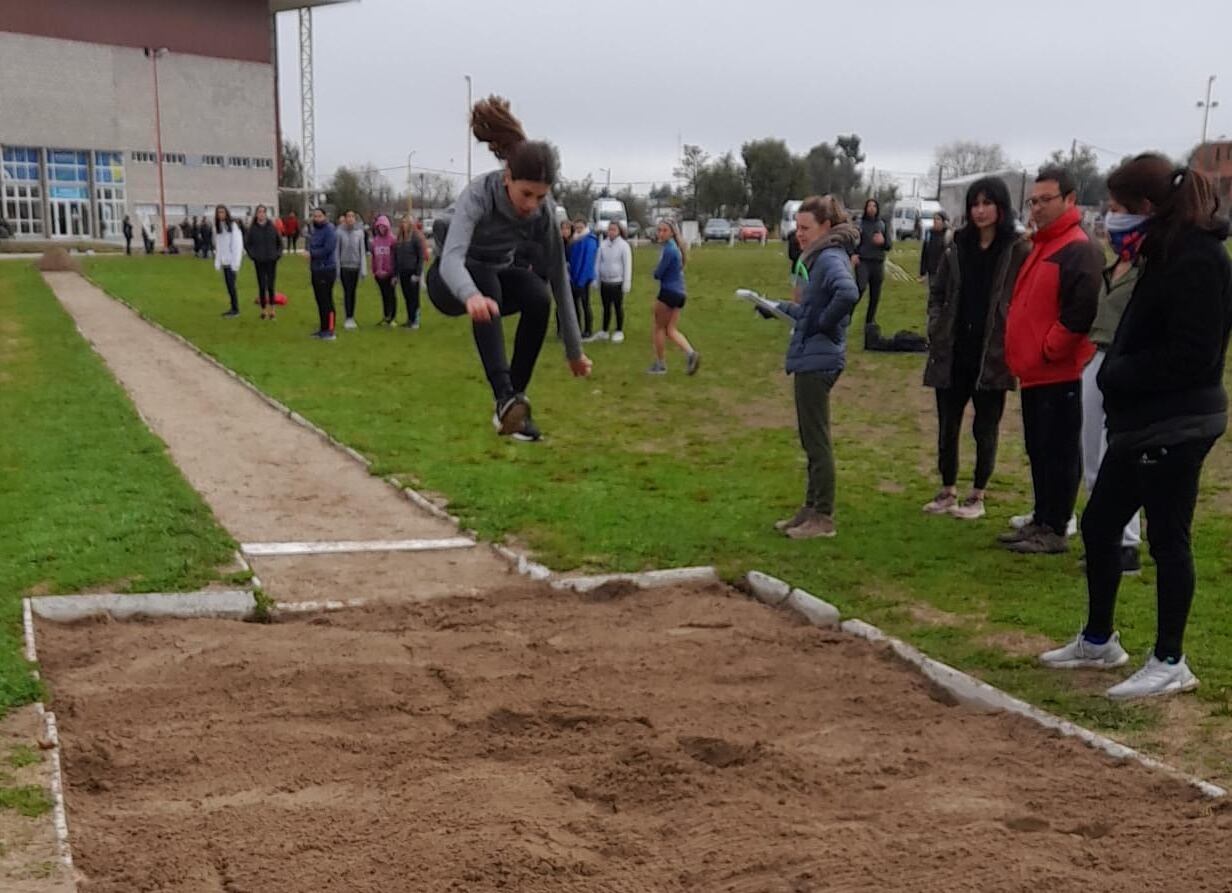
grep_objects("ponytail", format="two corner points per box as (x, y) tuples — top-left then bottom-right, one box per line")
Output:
(471, 94), (559, 186)
(661, 218), (688, 268)
(1107, 153), (1222, 262)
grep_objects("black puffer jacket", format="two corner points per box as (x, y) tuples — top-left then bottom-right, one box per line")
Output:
(245, 219), (282, 263)
(924, 232), (1030, 391)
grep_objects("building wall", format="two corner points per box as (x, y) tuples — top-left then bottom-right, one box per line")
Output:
(1192, 141), (1232, 206)
(0, 31), (277, 236)
(0, 0), (271, 64)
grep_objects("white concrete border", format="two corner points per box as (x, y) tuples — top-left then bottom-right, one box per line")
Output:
(241, 537), (474, 557)
(272, 598), (368, 614)
(551, 566), (718, 593)
(490, 544), (554, 581)
(29, 590), (256, 623)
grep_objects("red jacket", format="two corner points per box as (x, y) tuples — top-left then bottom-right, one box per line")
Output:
(1006, 207), (1102, 388)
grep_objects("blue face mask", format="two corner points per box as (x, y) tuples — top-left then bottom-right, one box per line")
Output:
(1104, 212), (1150, 261)
(1104, 212), (1148, 233)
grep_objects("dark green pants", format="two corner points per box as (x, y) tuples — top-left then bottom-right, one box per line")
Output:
(795, 371), (838, 515)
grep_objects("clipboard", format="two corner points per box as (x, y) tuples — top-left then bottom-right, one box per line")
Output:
(735, 289), (794, 323)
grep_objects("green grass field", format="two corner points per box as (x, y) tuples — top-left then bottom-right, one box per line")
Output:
(0, 263), (237, 714)
(80, 242), (1232, 780)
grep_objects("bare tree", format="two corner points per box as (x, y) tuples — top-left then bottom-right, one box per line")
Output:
(931, 140), (1012, 179)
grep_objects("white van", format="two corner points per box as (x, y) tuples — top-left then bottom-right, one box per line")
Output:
(590, 197), (627, 235)
(891, 198), (944, 240)
(781, 199), (802, 240)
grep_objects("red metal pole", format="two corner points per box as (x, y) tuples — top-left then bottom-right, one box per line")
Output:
(151, 51), (168, 252)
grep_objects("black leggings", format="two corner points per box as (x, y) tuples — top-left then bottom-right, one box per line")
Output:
(856, 259), (885, 327)
(399, 272), (421, 322)
(254, 259), (278, 307)
(572, 283), (593, 336)
(934, 364), (1006, 490)
(427, 259), (551, 400)
(311, 268), (336, 333)
(1082, 437), (1216, 661)
(222, 267), (238, 311)
(377, 277), (397, 321)
(1021, 380), (1083, 536)
(600, 282), (624, 333)
(340, 268), (360, 319)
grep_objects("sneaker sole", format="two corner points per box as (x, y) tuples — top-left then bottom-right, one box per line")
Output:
(1040, 654), (1130, 670)
(922, 505), (955, 515)
(1107, 677), (1199, 700)
(786, 528), (837, 540)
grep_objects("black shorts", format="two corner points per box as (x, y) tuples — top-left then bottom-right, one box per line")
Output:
(657, 289), (687, 310)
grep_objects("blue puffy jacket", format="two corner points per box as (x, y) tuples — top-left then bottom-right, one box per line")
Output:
(777, 242), (860, 375)
(567, 231), (599, 288)
(308, 221), (338, 273)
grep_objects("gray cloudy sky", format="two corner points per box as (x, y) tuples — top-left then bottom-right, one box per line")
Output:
(276, 0), (1231, 196)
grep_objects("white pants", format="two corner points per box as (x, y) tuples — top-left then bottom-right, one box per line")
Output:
(1081, 351), (1142, 547)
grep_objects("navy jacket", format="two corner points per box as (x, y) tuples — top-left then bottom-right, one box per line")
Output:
(778, 242), (860, 375)
(308, 221), (338, 273)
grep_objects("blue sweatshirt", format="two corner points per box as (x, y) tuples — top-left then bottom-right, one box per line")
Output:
(308, 221), (338, 273)
(567, 231), (599, 288)
(653, 239), (685, 295)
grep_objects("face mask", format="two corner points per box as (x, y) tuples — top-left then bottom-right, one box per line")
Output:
(1104, 212), (1148, 233)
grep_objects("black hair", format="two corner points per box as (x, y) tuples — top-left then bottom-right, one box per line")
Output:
(214, 204), (232, 233)
(863, 198), (880, 219)
(1036, 165), (1077, 197)
(1108, 153), (1224, 262)
(957, 176), (1017, 246)
(472, 95), (560, 186)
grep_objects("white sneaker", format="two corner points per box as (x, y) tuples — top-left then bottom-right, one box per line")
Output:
(1040, 631), (1130, 669)
(922, 491), (957, 515)
(1010, 512), (1077, 536)
(592, 331), (610, 342)
(344, 317), (358, 330)
(611, 331), (625, 344)
(949, 494), (986, 520)
(1107, 655), (1199, 700)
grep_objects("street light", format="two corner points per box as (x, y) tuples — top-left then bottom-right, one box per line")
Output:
(1197, 75), (1219, 146)
(464, 74), (473, 183)
(406, 151), (415, 218)
(144, 47), (169, 251)
(598, 167), (612, 195)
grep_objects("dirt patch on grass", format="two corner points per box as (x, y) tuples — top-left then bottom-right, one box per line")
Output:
(39, 582), (1232, 892)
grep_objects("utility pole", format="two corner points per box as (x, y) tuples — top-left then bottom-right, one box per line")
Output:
(144, 47), (169, 252)
(1198, 75), (1219, 146)
(419, 173), (426, 221)
(464, 75), (473, 183)
(406, 151), (415, 218)
(599, 167), (611, 195)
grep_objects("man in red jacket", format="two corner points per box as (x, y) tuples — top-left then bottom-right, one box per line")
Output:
(1000, 167), (1102, 554)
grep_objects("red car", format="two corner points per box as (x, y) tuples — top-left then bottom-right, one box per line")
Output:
(737, 218), (768, 242)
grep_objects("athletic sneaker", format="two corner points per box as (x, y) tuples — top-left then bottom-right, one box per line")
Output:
(1107, 655), (1199, 700)
(998, 523), (1042, 544)
(1004, 528), (1069, 554)
(787, 510), (837, 540)
(612, 331), (625, 344)
(775, 506), (811, 532)
(344, 317), (358, 330)
(318, 331), (336, 342)
(401, 321), (415, 329)
(1039, 631), (1130, 669)
(686, 351), (701, 376)
(949, 494), (986, 520)
(1010, 512), (1078, 536)
(512, 414), (542, 443)
(377, 318), (393, 327)
(222, 309), (240, 318)
(592, 331), (610, 342)
(922, 491), (958, 515)
(647, 360), (667, 375)
(492, 393), (530, 436)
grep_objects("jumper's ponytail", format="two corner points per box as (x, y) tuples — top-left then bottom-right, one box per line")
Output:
(471, 94), (559, 186)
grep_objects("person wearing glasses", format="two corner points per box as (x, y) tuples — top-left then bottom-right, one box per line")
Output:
(999, 167), (1102, 555)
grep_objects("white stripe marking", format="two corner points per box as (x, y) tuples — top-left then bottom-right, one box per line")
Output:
(241, 537), (475, 557)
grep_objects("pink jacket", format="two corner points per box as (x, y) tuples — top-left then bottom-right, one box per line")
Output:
(370, 215), (397, 279)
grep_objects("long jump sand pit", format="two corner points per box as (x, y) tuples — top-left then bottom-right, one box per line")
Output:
(39, 581), (1232, 892)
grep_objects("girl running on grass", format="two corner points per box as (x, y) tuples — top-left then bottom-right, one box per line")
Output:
(648, 219), (699, 375)
(595, 220), (632, 342)
(427, 95), (592, 442)
(214, 205), (245, 319)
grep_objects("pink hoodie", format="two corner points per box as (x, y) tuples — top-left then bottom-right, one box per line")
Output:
(370, 214), (397, 279)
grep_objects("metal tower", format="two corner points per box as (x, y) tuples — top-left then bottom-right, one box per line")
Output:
(299, 7), (315, 217)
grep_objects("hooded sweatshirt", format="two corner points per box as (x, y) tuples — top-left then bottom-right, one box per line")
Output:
(369, 215), (396, 280)
(776, 223), (862, 374)
(857, 207), (892, 262)
(596, 234), (633, 292)
(336, 222), (367, 275)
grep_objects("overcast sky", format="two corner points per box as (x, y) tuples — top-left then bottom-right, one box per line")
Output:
(276, 0), (1231, 196)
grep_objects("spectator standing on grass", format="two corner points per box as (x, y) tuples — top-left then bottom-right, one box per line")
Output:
(922, 178), (1028, 521)
(918, 211), (950, 289)
(307, 207), (338, 340)
(335, 210), (367, 330)
(595, 220), (632, 343)
(141, 220), (155, 254)
(568, 218), (599, 340)
(370, 214), (398, 326)
(284, 210), (300, 253)
(999, 167), (1102, 555)
(189, 215), (201, 256)
(213, 205), (245, 319)
(245, 204), (283, 321)
(1040, 155), (1232, 700)
(426, 95), (592, 442)
(395, 216), (426, 329)
(197, 216), (213, 258)
(648, 218), (699, 376)
(122, 216), (133, 255)
(770, 195), (861, 539)
(853, 198), (892, 333)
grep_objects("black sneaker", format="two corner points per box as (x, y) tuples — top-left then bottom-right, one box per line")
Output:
(512, 414), (542, 442)
(222, 309), (240, 318)
(492, 393), (530, 435)
(1120, 547), (1142, 576)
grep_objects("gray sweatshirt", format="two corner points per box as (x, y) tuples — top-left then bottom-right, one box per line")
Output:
(336, 224), (367, 274)
(441, 170), (582, 360)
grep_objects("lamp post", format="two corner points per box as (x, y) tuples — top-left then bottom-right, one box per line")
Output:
(1198, 75), (1219, 146)
(464, 75), (473, 183)
(406, 151), (415, 218)
(598, 167), (612, 195)
(144, 47), (169, 251)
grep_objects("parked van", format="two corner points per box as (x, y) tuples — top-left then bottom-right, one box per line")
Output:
(891, 198), (943, 240)
(780, 199), (802, 240)
(590, 197), (627, 235)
